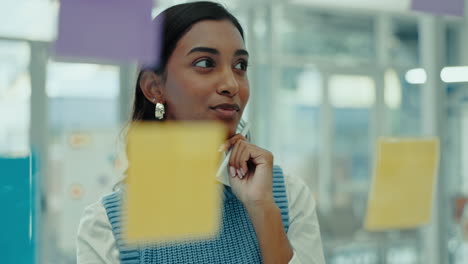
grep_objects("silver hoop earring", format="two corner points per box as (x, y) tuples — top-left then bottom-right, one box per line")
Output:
(155, 102), (165, 120)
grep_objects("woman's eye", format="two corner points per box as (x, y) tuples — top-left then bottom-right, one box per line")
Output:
(234, 61), (248, 71)
(194, 59), (215, 68)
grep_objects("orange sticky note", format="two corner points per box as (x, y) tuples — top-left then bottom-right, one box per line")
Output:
(364, 138), (439, 230)
(124, 122), (225, 243)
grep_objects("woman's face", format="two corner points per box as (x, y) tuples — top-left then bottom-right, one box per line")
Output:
(161, 19), (250, 137)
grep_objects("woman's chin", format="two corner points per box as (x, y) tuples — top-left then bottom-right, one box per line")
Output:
(202, 117), (238, 138)
(224, 126), (236, 138)
(223, 122), (239, 138)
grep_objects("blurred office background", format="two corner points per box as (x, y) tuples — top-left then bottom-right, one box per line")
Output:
(2, 0), (468, 263)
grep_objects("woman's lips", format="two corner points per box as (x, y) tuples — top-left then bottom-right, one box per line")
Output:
(212, 108), (238, 119)
(210, 104), (240, 120)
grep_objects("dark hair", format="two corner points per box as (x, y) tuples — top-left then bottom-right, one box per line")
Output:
(131, 1), (245, 121)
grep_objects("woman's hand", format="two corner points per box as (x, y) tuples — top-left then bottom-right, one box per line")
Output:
(221, 134), (294, 263)
(222, 134), (274, 206)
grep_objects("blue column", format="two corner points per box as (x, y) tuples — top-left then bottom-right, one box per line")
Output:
(0, 155), (36, 263)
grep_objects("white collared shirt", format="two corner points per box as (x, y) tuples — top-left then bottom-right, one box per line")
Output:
(76, 174), (325, 264)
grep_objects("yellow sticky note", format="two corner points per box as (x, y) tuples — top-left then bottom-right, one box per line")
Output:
(124, 122), (225, 243)
(364, 138), (439, 230)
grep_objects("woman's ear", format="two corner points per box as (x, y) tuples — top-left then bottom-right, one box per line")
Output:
(139, 70), (165, 103)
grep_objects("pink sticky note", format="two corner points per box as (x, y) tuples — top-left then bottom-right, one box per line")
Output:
(411, 0), (465, 17)
(54, 0), (161, 65)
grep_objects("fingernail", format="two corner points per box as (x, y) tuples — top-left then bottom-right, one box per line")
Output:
(240, 168), (246, 176)
(237, 169), (243, 178)
(229, 166), (236, 177)
(218, 144), (225, 152)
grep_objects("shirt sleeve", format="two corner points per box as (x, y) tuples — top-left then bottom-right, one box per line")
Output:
(76, 201), (120, 264)
(285, 175), (326, 264)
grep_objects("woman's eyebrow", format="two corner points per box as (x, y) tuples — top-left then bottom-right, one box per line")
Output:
(234, 49), (249, 57)
(187, 47), (249, 57)
(187, 47), (219, 55)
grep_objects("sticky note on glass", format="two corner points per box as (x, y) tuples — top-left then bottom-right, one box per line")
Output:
(54, 0), (160, 64)
(411, 0), (465, 17)
(364, 138), (439, 230)
(124, 122), (225, 243)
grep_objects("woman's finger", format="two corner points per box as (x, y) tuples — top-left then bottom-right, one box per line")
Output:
(234, 141), (248, 177)
(219, 134), (247, 153)
(228, 134), (247, 148)
(229, 139), (244, 178)
(237, 146), (250, 178)
(228, 139), (240, 177)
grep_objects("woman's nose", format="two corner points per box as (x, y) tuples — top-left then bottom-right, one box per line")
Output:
(216, 68), (239, 97)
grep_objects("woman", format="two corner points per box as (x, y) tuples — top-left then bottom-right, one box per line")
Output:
(77, 2), (324, 263)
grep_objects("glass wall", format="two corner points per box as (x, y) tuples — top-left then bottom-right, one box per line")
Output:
(256, 2), (466, 264)
(275, 65), (321, 192)
(41, 61), (122, 262)
(2, 0), (468, 263)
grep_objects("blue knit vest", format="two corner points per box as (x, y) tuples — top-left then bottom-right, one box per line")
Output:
(102, 165), (289, 264)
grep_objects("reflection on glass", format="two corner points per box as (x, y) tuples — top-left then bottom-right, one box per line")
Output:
(281, 7), (374, 61)
(319, 74), (374, 244)
(329, 75), (375, 108)
(0, 0), (58, 41)
(386, 69), (422, 137)
(43, 61), (122, 262)
(0, 41), (31, 156)
(391, 18), (419, 67)
(275, 66), (321, 193)
(385, 69), (402, 109)
(463, 107), (468, 195)
(405, 68), (426, 85)
(47, 62), (119, 99)
(0, 40), (33, 264)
